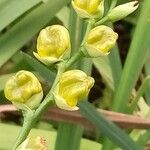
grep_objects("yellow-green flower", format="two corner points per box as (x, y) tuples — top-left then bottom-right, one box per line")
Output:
(16, 136), (47, 150)
(84, 25), (118, 57)
(33, 25), (71, 65)
(54, 70), (94, 111)
(4, 70), (43, 110)
(108, 1), (139, 22)
(72, 0), (104, 19)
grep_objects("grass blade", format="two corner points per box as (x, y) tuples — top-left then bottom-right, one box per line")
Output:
(79, 101), (142, 150)
(93, 56), (114, 90)
(55, 122), (83, 150)
(18, 52), (55, 81)
(0, 0), (42, 31)
(0, 0), (70, 68)
(112, 0), (150, 112)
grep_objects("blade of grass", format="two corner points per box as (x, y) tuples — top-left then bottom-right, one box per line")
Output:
(0, 0), (70, 68)
(18, 52), (55, 81)
(112, 0), (150, 112)
(0, 73), (14, 91)
(144, 52), (150, 104)
(137, 130), (150, 147)
(55, 122), (83, 150)
(93, 56), (114, 90)
(56, 6), (69, 28)
(108, 44), (122, 89)
(0, 0), (43, 31)
(79, 101), (142, 150)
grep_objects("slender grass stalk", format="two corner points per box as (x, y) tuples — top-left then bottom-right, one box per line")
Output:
(129, 76), (150, 112)
(112, 0), (150, 112)
(95, 0), (118, 26)
(108, 0), (118, 12)
(55, 123), (83, 150)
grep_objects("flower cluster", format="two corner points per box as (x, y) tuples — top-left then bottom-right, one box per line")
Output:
(4, 0), (138, 111)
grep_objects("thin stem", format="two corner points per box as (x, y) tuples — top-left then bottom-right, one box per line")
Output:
(65, 51), (83, 69)
(81, 20), (94, 45)
(129, 76), (150, 112)
(108, 0), (118, 13)
(94, 0), (118, 26)
(94, 16), (109, 26)
(12, 112), (34, 150)
(34, 64), (65, 118)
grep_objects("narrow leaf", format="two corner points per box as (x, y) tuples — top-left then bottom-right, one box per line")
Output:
(0, 0), (42, 31)
(55, 122), (83, 150)
(112, 0), (150, 112)
(79, 101), (142, 150)
(0, 0), (70, 68)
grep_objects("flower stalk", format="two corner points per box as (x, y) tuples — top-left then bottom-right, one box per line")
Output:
(12, 49), (87, 150)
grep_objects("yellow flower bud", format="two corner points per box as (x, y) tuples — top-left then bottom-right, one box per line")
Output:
(84, 25), (118, 57)
(4, 70), (43, 110)
(72, 0), (104, 19)
(16, 136), (47, 150)
(54, 70), (94, 111)
(33, 25), (71, 65)
(108, 1), (139, 22)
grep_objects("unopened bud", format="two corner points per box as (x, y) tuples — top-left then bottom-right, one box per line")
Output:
(83, 25), (118, 57)
(54, 70), (94, 111)
(72, 0), (104, 19)
(4, 70), (43, 110)
(108, 1), (139, 22)
(34, 25), (71, 65)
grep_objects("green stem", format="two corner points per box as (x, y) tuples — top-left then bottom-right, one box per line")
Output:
(108, 0), (118, 12)
(94, 16), (109, 26)
(129, 75), (150, 112)
(94, 0), (118, 26)
(12, 112), (34, 150)
(81, 20), (94, 45)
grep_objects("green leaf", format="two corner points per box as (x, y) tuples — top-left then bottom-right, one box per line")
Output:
(55, 122), (83, 150)
(137, 130), (150, 146)
(93, 56), (114, 90)
(0, 0), (70, 68)
(108, 45), (122, 89)
(144, 52), (150, 104)
(112, 0), (150, 112)
(56, 6), (69, 28)
(0, 73), (14, 91)
(18, 52), (55, 81)
(0, 0), (43, 31)
(79, 101), (142, 150)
